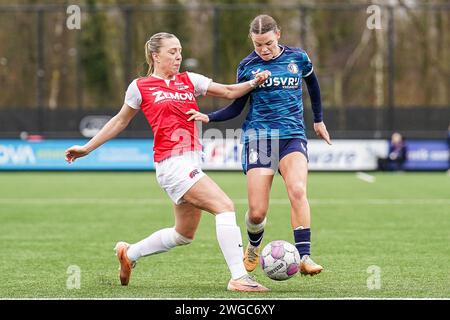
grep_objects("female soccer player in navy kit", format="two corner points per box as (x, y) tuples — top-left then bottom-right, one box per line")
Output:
(65, 32), (271, 292)
(187, 15), (331, 276)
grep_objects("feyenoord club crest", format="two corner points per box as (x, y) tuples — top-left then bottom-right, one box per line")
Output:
(249, 149), (259, 164)
(287, 62), (299, 74)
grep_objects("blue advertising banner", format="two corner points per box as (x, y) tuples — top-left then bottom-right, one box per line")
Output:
(404, 140), (449, 170)
(0, 139), (155, 170)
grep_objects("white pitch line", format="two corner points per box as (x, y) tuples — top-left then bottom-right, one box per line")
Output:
(0, 198), (449, 206)
(356, 171), (376, 183)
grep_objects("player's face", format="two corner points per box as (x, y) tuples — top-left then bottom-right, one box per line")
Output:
(154, 37), (183, 76)
(251, 31), (281, 61)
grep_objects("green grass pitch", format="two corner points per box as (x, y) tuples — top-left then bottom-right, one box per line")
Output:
(0, 172), (449, 298)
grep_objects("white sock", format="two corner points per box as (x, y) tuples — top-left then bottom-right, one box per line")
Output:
(245, 211), (266, 248)
(215, 212), (247, 280)
(245, 210), (267, 234)
(126, 227), (192, 261)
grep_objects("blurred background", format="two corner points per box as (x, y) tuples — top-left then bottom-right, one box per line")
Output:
(0, 0), (449, 171)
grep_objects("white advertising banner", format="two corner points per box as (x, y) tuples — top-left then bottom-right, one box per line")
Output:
(201, 139), (243, 170)
(200, 139), (388, 171)
(307, 140), (388, 171)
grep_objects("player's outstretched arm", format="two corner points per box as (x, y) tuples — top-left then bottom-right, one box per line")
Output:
(65, 104), (139, 163)
(205, 70), (270, 99)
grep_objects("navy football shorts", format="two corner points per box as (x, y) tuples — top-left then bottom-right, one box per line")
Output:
(242, 138), (308, 174)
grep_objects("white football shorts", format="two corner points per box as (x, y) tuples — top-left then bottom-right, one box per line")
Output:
(155, 151), (206, 205)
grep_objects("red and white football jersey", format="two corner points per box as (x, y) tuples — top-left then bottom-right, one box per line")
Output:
(125, 72), (211, 162)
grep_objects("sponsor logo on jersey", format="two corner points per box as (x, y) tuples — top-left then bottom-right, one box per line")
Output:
(152, 91), (195, 103)
(189, 169), (200, 179)
(287, 62), (299, 74)
(148, 87), (158, 91)
(260, 77), (300, 88)
(251, 68), (261, 75)
(177, 85), (189, 90)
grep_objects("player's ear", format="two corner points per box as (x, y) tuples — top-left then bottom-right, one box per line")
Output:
(275, 30), (281, 40)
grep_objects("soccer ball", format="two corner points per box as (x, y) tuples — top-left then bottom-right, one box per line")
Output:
(259, 240), (300, 281)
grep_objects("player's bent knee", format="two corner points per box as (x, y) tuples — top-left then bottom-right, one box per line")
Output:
(248, 214), (266, 225)
(248, 207), (268, 224)
(246, 211), (267, 233)
(217, 197), (234, 213)
(288, 183), (307, 201)
(251, 217), (266, 225)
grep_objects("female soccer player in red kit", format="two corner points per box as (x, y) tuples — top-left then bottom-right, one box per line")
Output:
(65, 32), (271, 292)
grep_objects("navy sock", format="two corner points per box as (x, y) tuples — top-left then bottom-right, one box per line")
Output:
(248, 230), (264, 247)
(294, 228), (311, 258)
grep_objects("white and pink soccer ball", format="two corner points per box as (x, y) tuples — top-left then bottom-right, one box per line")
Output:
(259, 240), (301, 281)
